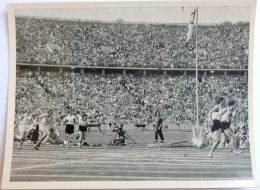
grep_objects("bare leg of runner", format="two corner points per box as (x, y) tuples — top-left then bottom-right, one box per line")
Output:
(220, 133), (227, 148)
(208, 129), (221, 157)
(67, 134), (71, 148)
(224, 129), (242, 155)
(34, 134), (47, 150)
(79, 131), (83, 148)
(18, 131), (26, 150)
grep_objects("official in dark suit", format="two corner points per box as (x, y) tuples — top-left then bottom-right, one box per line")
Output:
(154, 117), (164, 143)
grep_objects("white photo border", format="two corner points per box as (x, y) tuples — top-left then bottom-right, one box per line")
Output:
(1, 0), (257, 189)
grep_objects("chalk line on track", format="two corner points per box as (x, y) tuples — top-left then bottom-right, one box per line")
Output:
(10, 174), (252, 181)
(10, 144), (253, 181)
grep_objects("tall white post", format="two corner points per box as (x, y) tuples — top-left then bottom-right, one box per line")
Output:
(195, 7), (199, 128)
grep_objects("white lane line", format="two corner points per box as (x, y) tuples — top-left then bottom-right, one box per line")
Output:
(12, 159), (252, 171)
(12, 153), (251, 159)
(11, 160), (251, 167)
(13, 153), (251, 157)
(12, 156), (251, 162)
(12, 168), (252, 174)
(12, 148), (251, 156)
(12, 157), (252, 165)
(12, 153), (251, 160)
(12, 159), (91, 171)
(13, 149), (251, 154)
(11, 174), (252, 180)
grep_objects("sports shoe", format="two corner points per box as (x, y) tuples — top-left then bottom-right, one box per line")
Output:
(228, 148), (234, 153)
(160, 140), (164, 143)
(208, 154), (217, 158)
(154, 140), (158, 143)
(234, 150), (243, 155)
(33, 146), (39, 150)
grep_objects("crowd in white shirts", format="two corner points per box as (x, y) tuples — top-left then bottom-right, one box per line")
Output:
(15, 70), (247, 126)
(16, 17), (249, 69)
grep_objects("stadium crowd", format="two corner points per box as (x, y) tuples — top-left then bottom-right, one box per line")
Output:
(14, 16), (249, 149)
(15, 69), (249, 149)
(16, 70), (196, 124)
(198, 73), (248, 124)
(16, 16), (249, 69)
(16, 69), (248, 126)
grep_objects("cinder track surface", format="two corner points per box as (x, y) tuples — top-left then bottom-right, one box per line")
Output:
(10, 141), (252, 181)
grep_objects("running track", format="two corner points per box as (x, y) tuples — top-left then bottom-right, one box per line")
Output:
(10, 144), (252, 181)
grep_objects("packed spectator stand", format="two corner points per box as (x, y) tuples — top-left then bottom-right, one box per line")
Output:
(16, 16), (249, 69)
(15, 16), (249, 142)
(16, 69), (248, 127)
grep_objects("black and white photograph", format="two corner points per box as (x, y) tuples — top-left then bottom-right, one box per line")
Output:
(1, 0), (257, 189)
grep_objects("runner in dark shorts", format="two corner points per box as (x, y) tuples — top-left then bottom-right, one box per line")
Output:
(79, 124), (87, 132)
(76, 112), (88, 148)
(65, 124), (74, 134)
(220, 121), (230, 133)
(220, 100), (242, 155)
(211, 119), (221, 132)
(208, 97), (225, 157)
(63, 111), (76, 148)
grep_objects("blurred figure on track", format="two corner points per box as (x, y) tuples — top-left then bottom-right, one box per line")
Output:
(15, 108), (35, 149)
(34, 109), (56, 150)
(154, 117), (164, 143)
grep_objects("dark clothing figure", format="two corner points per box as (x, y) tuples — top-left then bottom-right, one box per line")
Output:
(154, 118), (164, 142)
(27, 124), (39, 144)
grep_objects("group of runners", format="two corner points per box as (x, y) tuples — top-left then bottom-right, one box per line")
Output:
(208, 97), (243, 157)
(15, 109), (90, 149)
(14, 97), (245, 157)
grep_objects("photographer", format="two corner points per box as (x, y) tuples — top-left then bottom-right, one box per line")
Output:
(42, 127), (62, 145)
(118, 124), (127, 145)
(112, 124), (127, 145)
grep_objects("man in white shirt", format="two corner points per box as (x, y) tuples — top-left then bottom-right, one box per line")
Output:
(63, 110), (76, 148)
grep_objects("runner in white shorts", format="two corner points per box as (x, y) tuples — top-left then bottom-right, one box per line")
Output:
(16, 108), (35, 150)
(33, 110), (56, 150)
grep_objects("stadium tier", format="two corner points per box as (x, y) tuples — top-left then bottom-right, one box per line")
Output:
(15, 69), (248, 126)
(16, 16), (249, 69)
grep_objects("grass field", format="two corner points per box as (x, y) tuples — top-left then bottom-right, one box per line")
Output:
(10, 130), (253, 181)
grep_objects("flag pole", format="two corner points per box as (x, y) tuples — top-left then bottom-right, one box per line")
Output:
(195, 6), (199, 128)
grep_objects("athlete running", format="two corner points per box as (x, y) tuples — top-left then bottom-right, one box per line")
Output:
(16, 108), (35, 150)
(76, 112), (88, 148)
(220, 100), (243, 155)
(63, 110), (76, 148)
(33, 110), (56, 150)
(208, 97), (225, 157)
